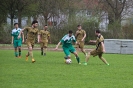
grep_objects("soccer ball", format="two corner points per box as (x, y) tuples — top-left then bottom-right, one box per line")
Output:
(65, 59), (72, 64)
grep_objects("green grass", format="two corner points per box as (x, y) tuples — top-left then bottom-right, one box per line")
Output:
(0, 50), (133, 88)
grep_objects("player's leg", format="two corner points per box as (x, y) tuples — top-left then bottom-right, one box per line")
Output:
(63, 47), (71, 63)
(26, 41), (35, 63)
(41, 47), (43, 55)
(25, 42), (30, 61)
(83, 50), (96, 65)
(73, 52), (81, 64)
(14, 47), (18, 57)
(18, 47), (21, 58)
(80, 48), (86, 55)
(75, 41), (80, 54)
(98, 54), (109, 65)
(28, 45), (35, 63)
(43, 42), (48, 56)
(40, 42), (44, 55)
(17, 40), (22, 58)
(70, 46), (80, 64)
(83, 52), (91, 65)
(13, 40), (18, 57)
(80, 41), (86, 56)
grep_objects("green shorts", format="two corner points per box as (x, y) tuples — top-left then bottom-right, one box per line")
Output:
(13, 40), (22, 48)
(62, 46), (76, 57)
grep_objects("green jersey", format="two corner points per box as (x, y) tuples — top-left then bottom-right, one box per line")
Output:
(11, 28), (22, 40)
(60, 34), (76, 48)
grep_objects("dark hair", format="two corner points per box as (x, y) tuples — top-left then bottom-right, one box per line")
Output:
(14, 23), (18, 26)
(95, 29), (101, 33)
(68, 30), (73, 34)
(32, 20), (38, 25)
(44, 25), (48, 26)
(77, 24), (81, 27)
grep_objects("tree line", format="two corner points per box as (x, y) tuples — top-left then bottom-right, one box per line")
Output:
(0, 0), (133, 44)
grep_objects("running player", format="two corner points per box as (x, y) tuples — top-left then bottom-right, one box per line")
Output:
(55, 30), (81, 64)
(18, 20), (39, 63)
(11, 23), (24, 58)
(83, 29), (109, 65)
(38, 25), (50, 56)
(75, 25), (86, 56)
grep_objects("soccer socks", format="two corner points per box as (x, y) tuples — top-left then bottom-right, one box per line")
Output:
(76, 56), (80, 63)
(19, 49), (21, 56)
(43, 48), (47, 56)
(41, 48), (43, 55)
(15, 52), (18, 57)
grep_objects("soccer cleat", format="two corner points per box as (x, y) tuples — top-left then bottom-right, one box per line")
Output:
(25, 55), (28, 61)
(64, 57), (68, 59)
(43, 53), (46, 56)
(18, 56), (21, 58)
(107, 63), (110, 66)
(32, 59), (36, 63)
(83, 62), (87, 65)
(78, 62), (81, 64)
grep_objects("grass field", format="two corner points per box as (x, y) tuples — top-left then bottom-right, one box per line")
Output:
(0, 50), (133, 88)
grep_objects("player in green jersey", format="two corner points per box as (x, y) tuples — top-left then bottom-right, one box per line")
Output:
(11, 23), (24, 58)
(55, 30), (81, 64)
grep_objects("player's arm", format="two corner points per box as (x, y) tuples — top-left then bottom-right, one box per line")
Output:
(11, 36), (14, 44)
(75, 31), (78, 37)
(81, 31), (86, 41)
(18, 28), (25, 39)
(101, 42), (105, 53)
(48, 36), (51, 43)
(37, 34), (40, 43)
(48, 32), (51, 43)
(55, 41), (61, 50)
(22, 32), (24, 43)
(72, 36), (77, 44)
(38, 30), (41, 43)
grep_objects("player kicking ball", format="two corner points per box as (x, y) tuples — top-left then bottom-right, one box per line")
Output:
(55, 30), (81, 64)
(18, 20), (39, 63)
(83, 29), (109, 65)
(38, 25), (51, 56)
(11, 23), (24, 58)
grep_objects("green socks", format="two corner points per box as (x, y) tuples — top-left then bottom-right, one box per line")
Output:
(19, 50), (21, 56)
(15, 52), (18, 57)
(76, 56), (80, 63)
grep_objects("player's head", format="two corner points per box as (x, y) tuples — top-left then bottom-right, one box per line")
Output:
(68, 30), (73, 37)
(32, 20), (38, 28)
(77, 25), (82, 30)
(44, 25), (48, 30)
(95, 29), (101, 36)
(14, 23), (18, 28)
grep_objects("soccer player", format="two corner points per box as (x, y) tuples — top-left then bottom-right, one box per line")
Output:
(75, 25), (86, 56)
(55, 30), (81, 64)
(38, 25), (51, 56)
(83, 29), (109, 65)
(11, 23), (24, 58)
(18, 20), (39, 63)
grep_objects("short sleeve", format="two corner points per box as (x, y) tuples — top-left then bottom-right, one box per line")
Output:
(48, 32), (50, 37)
(83, 30), (86, 35)
(60, 39), (64, 43)
(24, 27), (29, 31)
(99, 35), (104, 42)
(11, 30), (13, 36)
(38, 30), (41, 35)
